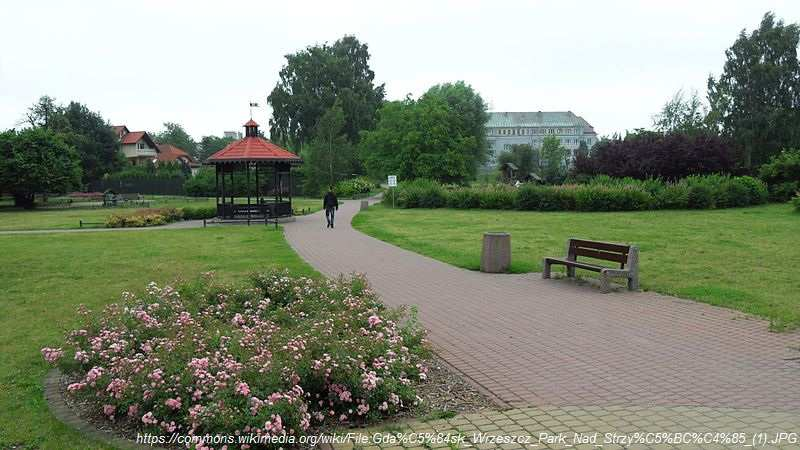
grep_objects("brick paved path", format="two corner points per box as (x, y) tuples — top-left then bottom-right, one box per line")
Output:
(285, 200), (800, 410)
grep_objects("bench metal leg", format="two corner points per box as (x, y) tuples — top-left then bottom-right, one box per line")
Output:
(542, 259), (551, 279)
(567, 266), (576, 278)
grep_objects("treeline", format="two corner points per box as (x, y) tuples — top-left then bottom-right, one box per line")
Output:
(499, 12), (800, 195)
(267, 36), (490, 195)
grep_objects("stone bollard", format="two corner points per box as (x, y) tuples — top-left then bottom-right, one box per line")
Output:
(360, 200), (369, 210)
(480, 232), (511, 273)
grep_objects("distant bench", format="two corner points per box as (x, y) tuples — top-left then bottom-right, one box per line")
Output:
(542, 238), (639, 293)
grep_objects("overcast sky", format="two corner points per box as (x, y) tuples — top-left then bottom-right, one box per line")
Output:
(1, 1), (799, 140)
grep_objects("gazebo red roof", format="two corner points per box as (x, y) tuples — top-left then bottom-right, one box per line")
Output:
(205, 120), (302, 164)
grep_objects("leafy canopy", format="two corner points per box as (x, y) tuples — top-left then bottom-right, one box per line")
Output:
(360, 81), (489, 184)
(0, 128), (82, 207)
(268, 35), (385, 149)
(152, 122), (198, 158)
(707, 12), (800, 167)
(24, 96), (124, 183)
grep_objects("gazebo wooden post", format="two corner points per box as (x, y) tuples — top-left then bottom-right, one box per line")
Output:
(246, 162), (251, 223)
(255, 163), (260, 209)
(215, 165), (220, 206)
(220, 165), (226, 217)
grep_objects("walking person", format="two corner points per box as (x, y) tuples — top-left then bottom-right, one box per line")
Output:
(323, 187), (338, 229)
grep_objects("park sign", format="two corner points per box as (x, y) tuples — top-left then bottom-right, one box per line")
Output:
(388, 175), (397, 187)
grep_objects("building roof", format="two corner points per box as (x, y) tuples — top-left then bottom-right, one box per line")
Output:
(156, 143), (195, 163)
(206, 137), (302, 164)
(487, 111), (594, 130)
(119, 131), (158, 148)
(111, 125), (129, 137)
(244, 119), (259, 127)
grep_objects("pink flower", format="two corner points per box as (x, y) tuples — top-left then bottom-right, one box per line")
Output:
(103, 404), (116, 417)
(85, 366), (103, 385)
(357, 403), (370, 415)
(128, 404), (139, 417)
(338, 390), (352, 402)
(361, 370), (380, 391)
(41, 347), (64, 364)
(367, 315), (382, 328)
(67, 382), (86, 393)
(234, 381), (250, 397)
(164, 397), (182, 410)
(74, 350), (89, 363)
(142, 411), (157, 425)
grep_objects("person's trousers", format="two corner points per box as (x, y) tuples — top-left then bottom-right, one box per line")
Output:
(325, 207), (335, 227)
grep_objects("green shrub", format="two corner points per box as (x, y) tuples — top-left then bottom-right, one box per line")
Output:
(447, 187), (481, 209)
(574, 185), (653, 211)
(105, 207), (183, 228)
(687, 184), (715, 209)
(759, 149), (800, 201)
(476, 185), (516, 210)
(655, 183), (690, 209)
(768, 181), (800, 203)
(388, 179), (446, 208)
(335, 177), (378, 198)
(792, 193), (800, 211)
(515, 184), (543, 210)
(181, 205), (217, 220)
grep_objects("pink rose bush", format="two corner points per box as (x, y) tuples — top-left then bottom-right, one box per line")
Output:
(42, 269), (428, 448)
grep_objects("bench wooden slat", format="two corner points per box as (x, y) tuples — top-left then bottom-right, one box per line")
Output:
(572, 247), (628, 265)
(544, 257), (608, 272)
(570, 239), (630, 254)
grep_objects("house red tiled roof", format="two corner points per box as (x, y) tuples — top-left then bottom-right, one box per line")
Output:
(244, 119), (259, 127)
(156, 143), (195, 163)
(120, 131), (146, 144)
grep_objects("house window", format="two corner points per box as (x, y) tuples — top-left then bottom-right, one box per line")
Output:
(137, 142), (145, 150)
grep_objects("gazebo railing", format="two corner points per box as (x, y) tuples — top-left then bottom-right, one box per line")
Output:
(217, 201), (292, 220)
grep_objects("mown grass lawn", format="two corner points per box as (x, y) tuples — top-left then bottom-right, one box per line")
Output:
(352, 203), (800, 330)
(0, 227), (316, 449)
(0, 196), (321, 231)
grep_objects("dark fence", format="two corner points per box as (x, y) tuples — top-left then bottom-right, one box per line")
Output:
(89, 178), (185, 195)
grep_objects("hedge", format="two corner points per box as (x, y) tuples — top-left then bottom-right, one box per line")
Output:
(384, 176), (768, 212)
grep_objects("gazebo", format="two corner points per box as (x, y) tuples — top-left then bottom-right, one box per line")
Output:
(205, 119), (302, 220)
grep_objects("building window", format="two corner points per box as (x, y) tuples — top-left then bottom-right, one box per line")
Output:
(137, 142), (145, 150)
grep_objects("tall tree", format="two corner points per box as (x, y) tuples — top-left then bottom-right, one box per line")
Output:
(23, 97), (124, 183)
(420, 81), (490, 177)
(707, 12), (800, 167)
(268, 35), (385, 149)
(301, 100), (355, 194)
(360, 82), (488, 184)
(152, 122), (198, 157)
(653, 89), (709, 135)
(539, 135), (569, 184)
(197, 135), (236, 161)
(59, 102), (125, 183)
(0, 128), (82, 208)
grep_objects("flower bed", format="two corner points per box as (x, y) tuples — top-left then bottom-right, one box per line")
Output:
(385, 175), (769, 212)
(41, 270), (428, 447)
(105, 207), (183, 228)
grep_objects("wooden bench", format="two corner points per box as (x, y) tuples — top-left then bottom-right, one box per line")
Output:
(542, 238), (639, 293)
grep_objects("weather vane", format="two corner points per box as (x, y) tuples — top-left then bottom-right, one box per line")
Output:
(249, 101), (259, 119)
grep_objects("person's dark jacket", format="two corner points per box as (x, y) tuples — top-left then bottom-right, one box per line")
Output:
(323, 191), (338, 210)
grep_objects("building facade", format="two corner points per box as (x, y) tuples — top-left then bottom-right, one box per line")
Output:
(485, 111), (598, 166)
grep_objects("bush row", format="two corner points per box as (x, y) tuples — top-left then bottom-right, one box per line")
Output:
(105, 207), (183, 228)
(758, 149), (800, 202)
(385, 176), (769, 212)
(792, 193), (800, 212)
(334, 177), (378, 198)
(42, 270), (428, 442)
(180, 205), (217, 220)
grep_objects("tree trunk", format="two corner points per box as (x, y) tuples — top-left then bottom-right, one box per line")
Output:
(14, 193), (35, 209)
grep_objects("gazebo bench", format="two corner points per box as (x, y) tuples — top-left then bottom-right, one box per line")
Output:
(542, 238), (639, 293)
